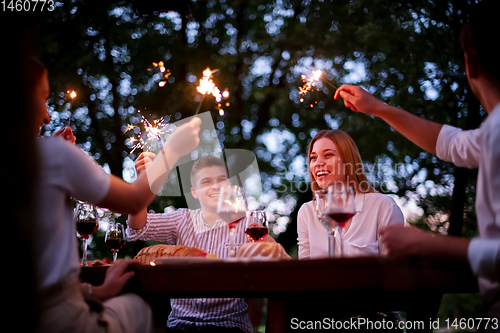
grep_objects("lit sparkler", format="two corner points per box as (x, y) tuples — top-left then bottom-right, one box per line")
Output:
(298, 70), (325, 98)
(196, 68), (221, 100)
(149, 61), (171, 87)
(123, 110), (171, 154)
(122, 123), (136, 134)
(195, 68), (229, 116)
(298, 69), (338, 108)
(67, 90), (77, 126)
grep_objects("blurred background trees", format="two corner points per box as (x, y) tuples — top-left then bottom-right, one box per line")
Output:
(32, 0), (482, 322)
(37, 0), (481, 248)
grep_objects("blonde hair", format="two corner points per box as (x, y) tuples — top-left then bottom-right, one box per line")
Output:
(307, 130), (376, 194)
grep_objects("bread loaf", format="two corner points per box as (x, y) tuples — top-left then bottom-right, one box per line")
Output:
(236, 242), (290, 259)
(134, 244), (206, 264)
(89, 260), (110, 267)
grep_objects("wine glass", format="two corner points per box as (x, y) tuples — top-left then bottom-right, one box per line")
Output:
(217, 184), (247, 257)
(105, 222), (126, 262)
(75, 201), (99, 266)
(326, 182), (356, 257)
(314, 189), (336, 258)
(245, 210), (269, 242)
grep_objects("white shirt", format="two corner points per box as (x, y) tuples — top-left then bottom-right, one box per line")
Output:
(297, 192), (404, 259)
(127, 208), (252, 332)
(436, 103), (500, 310)
(34, 137), (110, 289)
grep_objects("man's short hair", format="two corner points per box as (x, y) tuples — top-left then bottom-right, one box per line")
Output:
(190, 156), (228, 188)
(460, 0), (500, 83)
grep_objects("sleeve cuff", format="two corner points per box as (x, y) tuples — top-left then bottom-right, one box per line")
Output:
(467, 238), (500, 282)
(126, 215), (151, 242)
(436, 125), (457, 162)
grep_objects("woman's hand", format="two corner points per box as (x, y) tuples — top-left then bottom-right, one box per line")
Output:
(53, 126), (76, 144)
(92, 259), (140, 301)
(135, 152), (156, 175)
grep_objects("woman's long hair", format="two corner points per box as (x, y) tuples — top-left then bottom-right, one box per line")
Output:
(307, 130), (376, 194)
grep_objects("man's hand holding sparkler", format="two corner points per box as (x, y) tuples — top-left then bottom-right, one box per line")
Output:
(334, 83), (443, 156)
(334, 84), (387, 116)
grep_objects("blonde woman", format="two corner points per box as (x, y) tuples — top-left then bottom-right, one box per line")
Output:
(297, 129), (404, 259)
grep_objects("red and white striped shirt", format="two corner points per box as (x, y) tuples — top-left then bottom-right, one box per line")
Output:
(127, 208), (252, 332)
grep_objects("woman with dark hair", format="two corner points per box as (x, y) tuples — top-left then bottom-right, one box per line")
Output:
(27, 55), (202, 333)
(297, 129), (404, 259)
(26, 55), (76, 143)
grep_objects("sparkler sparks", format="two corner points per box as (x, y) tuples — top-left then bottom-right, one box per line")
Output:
(298, 70), (322, 107)
(122, 123), (136, 134)
(123, 110), (171, 154)
(195, 68), (229, 115)
(298, 69), (338, 108)
(149, 61), (171, 87)
(146, 64), (230, 117)
(143, 116), (168, 142)
(126, 137), (144, 154)
(299, 70), (323, 97)
(196, 68), (221, 104)
(124, 61), (175, 153)
(66, 90), (77, 126)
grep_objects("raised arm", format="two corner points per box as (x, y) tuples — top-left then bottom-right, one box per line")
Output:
(334, 85), (443, 155)
(98, 117), (201, 215)
(127, 152), (156, 230)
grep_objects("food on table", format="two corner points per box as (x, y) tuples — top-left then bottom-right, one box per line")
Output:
(236, 242), (290, 259)
(89, 259), (112, 267)
(134, 244), (215, 264)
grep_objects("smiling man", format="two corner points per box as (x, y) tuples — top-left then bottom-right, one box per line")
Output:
(127, 155), (253, 333)
(189, 156), (231, 230)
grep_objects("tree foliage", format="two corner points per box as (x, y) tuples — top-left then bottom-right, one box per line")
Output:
(36, 0), (481, 254)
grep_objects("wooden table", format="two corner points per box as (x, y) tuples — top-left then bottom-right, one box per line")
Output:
(81, 257), (478, 332)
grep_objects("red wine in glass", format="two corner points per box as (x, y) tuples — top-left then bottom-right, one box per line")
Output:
(245, 211), (269, 242)
(77, 219), (99, 238)
(105, 223), (126, 262)
(219, 210), (247, 229)
(105, 237), (126, 251)
(217, 185), (247, 257)
(74, 202), (99, 267)
(245, 226), (269, 241)
(327, 212), (355, 227)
